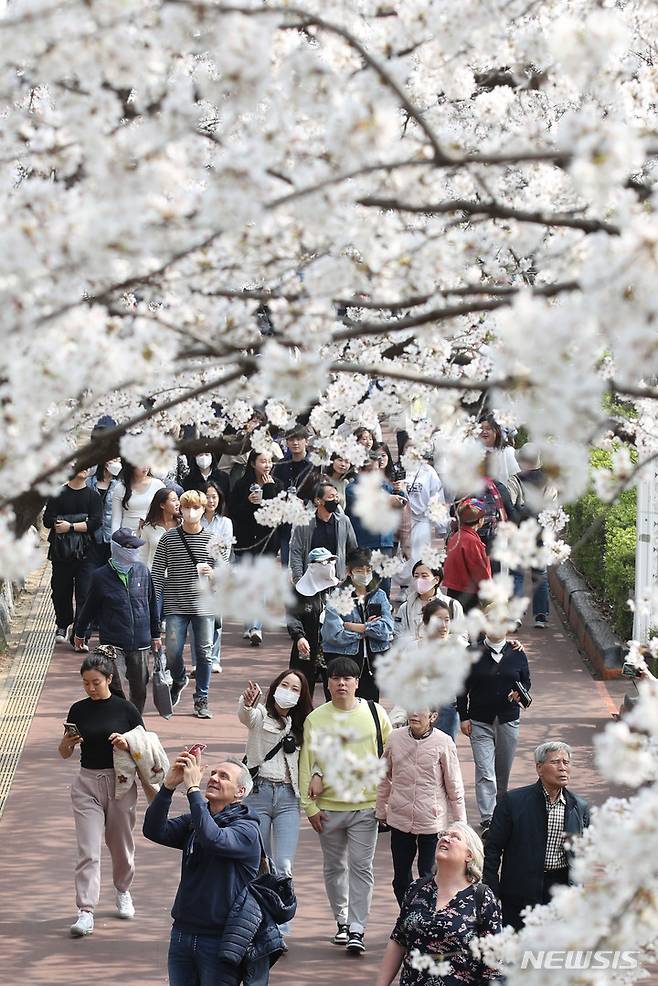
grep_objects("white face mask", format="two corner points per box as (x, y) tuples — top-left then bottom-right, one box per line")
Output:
(106, 461), (122, 477)
(414, 576), (435, 595)
(182, 506), (204, 524)
(196, 454), (212, 470)
(351, 570), (371, 587)
(274, 686), (299, 709)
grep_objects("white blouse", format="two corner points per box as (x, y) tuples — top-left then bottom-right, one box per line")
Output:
(111, 478), (165, 535)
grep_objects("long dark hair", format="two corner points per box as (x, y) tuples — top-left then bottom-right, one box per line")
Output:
(265, 670), (313, 745)
(120, 460), (149, 510)
(203, 480), (226, 517)
(143, 487), (174, 528)
(373, 442), (395, 481)
(479, 414), (506, 450)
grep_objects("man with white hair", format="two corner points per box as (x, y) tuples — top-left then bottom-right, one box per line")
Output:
(143, 751), (263, 986)
(483, 741), (589, 929)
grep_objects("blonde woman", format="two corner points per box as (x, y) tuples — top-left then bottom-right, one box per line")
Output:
(377, 822), (502, 986)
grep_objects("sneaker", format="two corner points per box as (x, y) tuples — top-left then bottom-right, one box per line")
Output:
(55, 628), (68, 641)
(249, 628), (263, 647)
(332, 923), (349, 945)
(170, 675), (189, 708)
(194, 699), (213, 719)
(242, 630), (251, 640)
(346, 930), (365, 955)
(211, 662), (222, 673)
(70, 910), (94, 937)
(115, 890), (135, 919)
(534, 615), (548, 629)
(67, 624), (76, 649)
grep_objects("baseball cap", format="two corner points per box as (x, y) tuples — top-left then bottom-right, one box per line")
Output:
(457, 499), (485, 524)
(112, 528), (145, 549)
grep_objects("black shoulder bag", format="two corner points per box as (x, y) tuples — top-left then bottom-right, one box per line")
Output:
(368, 700), (390, 832)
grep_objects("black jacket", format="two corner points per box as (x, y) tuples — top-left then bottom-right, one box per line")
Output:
(286, 588), (326, 665)
(228, 473), (283, 556)
(183, 460), (230, 500)
(456, 640), (531, 724)
(483, 780), (589, 905)
(272, 456), (319, 503)
(74, 561), (160, 650)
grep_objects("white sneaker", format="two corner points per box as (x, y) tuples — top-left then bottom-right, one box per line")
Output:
(249, 628), (263, 647)
(70, 910), (94, 937)
(242, 630), (251, 639)
(211, 662), (222, 673)
(116, 890), (135, 919)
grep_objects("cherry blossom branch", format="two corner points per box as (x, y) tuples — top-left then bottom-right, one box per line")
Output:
(334, 279), (579, 310)
(333, 298), (511, 341)
(3, 362), (251, 528)
(358, 196), (621, 235)
(166, 1), (449, 163)
(331, 360), (504, 392)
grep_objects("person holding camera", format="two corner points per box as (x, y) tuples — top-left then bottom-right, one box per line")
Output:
(457, 627), (531, 837)
(58, 652), (143, 938)
(238, 670), (313, 939)
(321, 547), (394, 702)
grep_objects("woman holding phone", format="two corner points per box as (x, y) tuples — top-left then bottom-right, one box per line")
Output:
(58, 650), (143, 938)
(238, 669), (313, 940)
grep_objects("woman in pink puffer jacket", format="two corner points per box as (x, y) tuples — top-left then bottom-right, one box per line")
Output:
(376, 708), (467, 905)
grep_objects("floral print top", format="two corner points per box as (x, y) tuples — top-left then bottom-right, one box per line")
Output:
(391, 879), (502, 985)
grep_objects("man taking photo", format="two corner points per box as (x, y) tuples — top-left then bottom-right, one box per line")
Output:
(143, 751), (263, 985)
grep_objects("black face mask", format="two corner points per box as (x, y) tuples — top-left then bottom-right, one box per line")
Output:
(323, 500), (339, 513)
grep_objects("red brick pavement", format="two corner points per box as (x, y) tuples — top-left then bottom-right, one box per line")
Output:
(0, 600), (651, 985)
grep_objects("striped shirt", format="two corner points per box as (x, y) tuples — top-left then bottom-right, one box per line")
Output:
(151, 527), (215, 616)
(543, 786), (568, 871)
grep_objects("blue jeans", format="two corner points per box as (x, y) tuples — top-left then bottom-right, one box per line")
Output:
(243, 620), (263, 633)
(512, 567), (550, 617)
(168, 929), (241, 986)
(435, 703), (459, 742)
(190, 621), (222, 669)
(165, 614), (214, 702)
(245, 780), (300, 934)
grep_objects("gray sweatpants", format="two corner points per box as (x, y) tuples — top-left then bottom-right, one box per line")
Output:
(470, 718), (519, 823)
(318, 808), (378, 933)
(70, 768), (137, 911)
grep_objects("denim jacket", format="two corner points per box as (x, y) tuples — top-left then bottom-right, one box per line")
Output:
(321, 582), (393, 656)
(86, 474), (118, 543)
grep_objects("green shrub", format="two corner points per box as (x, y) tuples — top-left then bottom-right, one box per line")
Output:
(566, 449), (636, 639)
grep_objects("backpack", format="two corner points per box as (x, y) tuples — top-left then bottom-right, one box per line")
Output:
(478, 479), (508, 547)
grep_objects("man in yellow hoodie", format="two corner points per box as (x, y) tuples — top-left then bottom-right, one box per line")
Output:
(298, 656), (392, 956)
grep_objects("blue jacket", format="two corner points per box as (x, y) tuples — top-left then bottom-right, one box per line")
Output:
(345, 478), (406, 549)
(74, 561), (160, 650)
(219, 873), (296, 968)
(143, 789), (261, 936)
(321, 582), (393, 656)
(86, 475), (118, 543)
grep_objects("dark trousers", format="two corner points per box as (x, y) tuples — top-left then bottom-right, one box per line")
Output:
(389, 827), (438, 906)
(113, 647), (150, 713)
(445, 587), (479, 613)
(289, 648), (329, 701)
(502, 867), (570, 929)
(50, 556), (94, 630)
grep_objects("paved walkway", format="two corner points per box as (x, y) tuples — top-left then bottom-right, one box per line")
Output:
(0, 568), (646, 985)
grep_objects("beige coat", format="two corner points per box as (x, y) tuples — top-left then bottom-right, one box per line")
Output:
(113, 725), (169, 802)
(376, 727), (466, 834)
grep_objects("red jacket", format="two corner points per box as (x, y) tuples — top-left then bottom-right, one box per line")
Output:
(442, 525), (492, 593)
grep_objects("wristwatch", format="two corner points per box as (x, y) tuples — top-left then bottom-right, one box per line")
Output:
(69, 523), (74, 532)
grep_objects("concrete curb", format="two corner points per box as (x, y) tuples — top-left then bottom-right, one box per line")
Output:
(549, 560), (624, 679)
